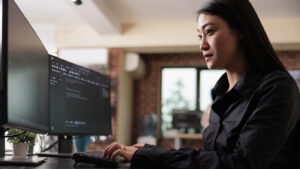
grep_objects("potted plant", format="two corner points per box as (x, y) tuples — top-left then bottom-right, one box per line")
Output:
(7, 128), (37, 156)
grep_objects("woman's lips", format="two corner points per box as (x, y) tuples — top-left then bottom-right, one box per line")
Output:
(204, 54), (213, 61)
(204, 54), (213, 58)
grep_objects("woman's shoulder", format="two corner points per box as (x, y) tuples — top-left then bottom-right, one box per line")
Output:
(256, 70), (298, 95)
(261, 70), (295, 84)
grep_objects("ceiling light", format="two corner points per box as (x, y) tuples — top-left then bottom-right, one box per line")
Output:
(71, 0), (82, 5)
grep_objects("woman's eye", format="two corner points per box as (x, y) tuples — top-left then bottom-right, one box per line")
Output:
(198, 35), (203, 40)
(206, 29), (214, 35)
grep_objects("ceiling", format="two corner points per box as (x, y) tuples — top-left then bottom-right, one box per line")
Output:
(15, 0), (300, 26)
(12, 0), (300, 52)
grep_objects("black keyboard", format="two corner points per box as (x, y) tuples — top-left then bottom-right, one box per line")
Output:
(72, 151), (125, 168)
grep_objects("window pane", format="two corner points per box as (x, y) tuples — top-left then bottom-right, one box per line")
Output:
(161, 68), (197, 131)
(199, 69), (225, 111)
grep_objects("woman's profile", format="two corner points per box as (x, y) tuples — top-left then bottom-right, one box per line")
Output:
(103, 0), (300, 168)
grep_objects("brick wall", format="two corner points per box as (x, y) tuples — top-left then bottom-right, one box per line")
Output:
(108, 50), (300, 149)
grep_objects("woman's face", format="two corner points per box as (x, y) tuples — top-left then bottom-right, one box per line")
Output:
(197, 13), (242, 70)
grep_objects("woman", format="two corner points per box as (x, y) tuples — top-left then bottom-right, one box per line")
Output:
(103, 0), (300, 168)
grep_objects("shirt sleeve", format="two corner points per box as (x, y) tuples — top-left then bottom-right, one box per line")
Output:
(130, 74), (300, 169)
(144, 144), (160, 149)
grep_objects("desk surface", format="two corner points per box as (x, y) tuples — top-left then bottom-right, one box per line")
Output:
(0, 156), (131, 169)
(174, 133), (203, 149)
(175, 133), (203, 139)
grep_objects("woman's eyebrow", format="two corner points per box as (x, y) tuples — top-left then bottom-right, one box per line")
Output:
(197, 23), (217, 32)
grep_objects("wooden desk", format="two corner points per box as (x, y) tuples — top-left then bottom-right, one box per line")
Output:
(0, 156), (131, 169)
(174, 133), (203, 149)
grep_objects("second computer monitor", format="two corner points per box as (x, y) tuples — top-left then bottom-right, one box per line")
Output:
(49, 55), (111, 135)
(0, 0), (49, 133)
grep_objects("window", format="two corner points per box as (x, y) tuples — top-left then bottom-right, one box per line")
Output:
(161, 67), (224, 135)
(161, 68), (197, 131)
(199, 70), (225, 111)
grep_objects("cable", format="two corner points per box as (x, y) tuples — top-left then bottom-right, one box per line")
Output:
(40, 136), (83, 152)
(41, 141), (58, 152)
(3, 130), (26, 138)
(40, 135), (90, 152)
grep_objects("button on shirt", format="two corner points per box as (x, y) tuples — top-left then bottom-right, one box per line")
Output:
(131, 69), (300, 169)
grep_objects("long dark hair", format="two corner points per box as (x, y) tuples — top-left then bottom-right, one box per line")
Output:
(197, 0), (287, 73)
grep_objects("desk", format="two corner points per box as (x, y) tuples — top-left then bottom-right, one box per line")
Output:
(174, 133), (203, 149)
(0, 156), (131, 169)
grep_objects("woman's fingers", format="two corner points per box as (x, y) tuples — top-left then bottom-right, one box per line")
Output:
(112, 146), (137, 161)
(132, 144), (145, 149)
(111, 149), (124, 160)
(103, 142), (119, 158)
(102, 142), (114, 157)
(103, 142), (138, 161)
(106, 142), (121, 159)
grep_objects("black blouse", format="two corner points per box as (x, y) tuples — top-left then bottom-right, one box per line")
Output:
(131, 69), (300, 169)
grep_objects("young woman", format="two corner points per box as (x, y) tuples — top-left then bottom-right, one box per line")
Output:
(103, 0), (300, 168)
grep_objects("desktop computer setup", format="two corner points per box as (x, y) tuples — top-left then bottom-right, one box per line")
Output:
(0, 0), (113, 166)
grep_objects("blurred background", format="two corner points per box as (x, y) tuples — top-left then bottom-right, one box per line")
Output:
(11, 0), (300, 151)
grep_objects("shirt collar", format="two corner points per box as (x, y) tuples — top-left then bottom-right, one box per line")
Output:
(213, 67), (266, 99)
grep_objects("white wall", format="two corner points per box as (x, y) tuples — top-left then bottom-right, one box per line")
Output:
(55, 19), (300, 52)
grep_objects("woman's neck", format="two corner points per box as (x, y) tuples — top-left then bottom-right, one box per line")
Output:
(225, 53), (246, 92)
(226, 70), (243, 92)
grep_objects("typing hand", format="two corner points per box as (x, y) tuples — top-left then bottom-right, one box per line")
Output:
(102, 142), (138, 162)
(133, 144), (145, 149)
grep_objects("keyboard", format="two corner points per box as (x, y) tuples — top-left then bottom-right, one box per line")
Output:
(72, 151), (125, 168)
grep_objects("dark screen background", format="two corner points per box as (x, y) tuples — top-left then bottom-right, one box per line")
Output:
(49, 56), (111, 135)
(6, 0), (49, 132)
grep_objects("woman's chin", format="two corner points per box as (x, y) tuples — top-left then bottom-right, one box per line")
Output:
(206, 63), (215, 69)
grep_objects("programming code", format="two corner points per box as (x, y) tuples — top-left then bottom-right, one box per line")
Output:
(49, 56), (111, 135)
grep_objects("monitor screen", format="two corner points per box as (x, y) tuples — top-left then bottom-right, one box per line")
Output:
(172, 109), (201, 132)
(0, 0), (49, 133)
(49, 55), (111, 135)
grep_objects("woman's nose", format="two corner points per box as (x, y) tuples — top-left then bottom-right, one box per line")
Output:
(200, 39), (209, 51)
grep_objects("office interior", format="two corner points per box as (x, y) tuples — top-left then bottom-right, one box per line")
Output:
(2, 0), (300, 155)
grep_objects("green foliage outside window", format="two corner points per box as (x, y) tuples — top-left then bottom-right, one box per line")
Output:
(161, 79), (190, 130)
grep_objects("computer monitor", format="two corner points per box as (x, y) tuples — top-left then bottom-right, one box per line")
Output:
(49, 55), (112, 136)
(48, 55), (112, 153)
(172, 109), (202, 133)
(0, 0), (49, 158)
(0, 0), (49, 133)
(0, 0), (112, 156)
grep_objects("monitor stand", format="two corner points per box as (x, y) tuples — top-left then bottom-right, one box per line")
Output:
(36, 135), (73, 158)
(58, 135), (73, 153)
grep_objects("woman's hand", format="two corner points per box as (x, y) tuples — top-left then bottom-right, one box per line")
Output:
(102, 142), (138, 161)
(133, 143), (145, 149)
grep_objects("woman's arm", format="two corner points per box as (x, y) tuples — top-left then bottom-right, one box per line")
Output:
(131, 74), (300, 169)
